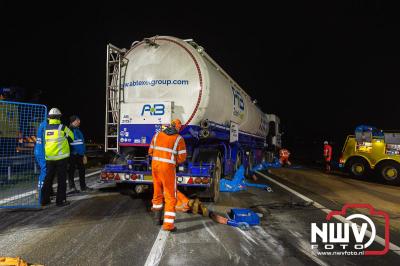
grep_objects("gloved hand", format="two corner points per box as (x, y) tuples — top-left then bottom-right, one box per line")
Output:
(83, 155), (88, 165)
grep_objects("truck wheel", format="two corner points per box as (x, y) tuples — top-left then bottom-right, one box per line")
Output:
(265, 151), (275, 163)
(379, 161), (400, 185)
(210, 156), (222, 203)
(245, 151), (254, 177)
(348, 157), (369, 177)
(234, 152), (242, 171)
(194, 149), (222, 202)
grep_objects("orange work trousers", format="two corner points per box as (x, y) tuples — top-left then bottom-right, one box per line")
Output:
(175, 190), (190, 212)
(279, 156), (291, 166)
(152, 163), (177, 231)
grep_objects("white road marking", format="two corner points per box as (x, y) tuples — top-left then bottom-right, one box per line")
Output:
(144, 229), (170, 266)
(256, 171), (400, 256)
(288, 229), (329, 266)
(203, 220), (240, 263)
(0, 170), (101, 205)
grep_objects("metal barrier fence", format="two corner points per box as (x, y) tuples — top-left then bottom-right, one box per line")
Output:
(0, 101), (47, 208)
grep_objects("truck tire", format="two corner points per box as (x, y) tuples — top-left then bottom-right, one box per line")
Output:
(378, 161), (400, 185)
(245, 151), (254, 177)
(347, 157), (369, 177)
(210, 156), (222, 203)
(265, 151), (275, 163)
(234, 152), (242, 171)
(194, 149), (222, 203)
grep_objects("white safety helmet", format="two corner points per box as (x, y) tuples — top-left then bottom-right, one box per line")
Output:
(48, 107), (62, 116)
(324, 141), (328, 145)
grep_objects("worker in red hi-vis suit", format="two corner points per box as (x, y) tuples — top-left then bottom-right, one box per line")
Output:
(323, 141), (333, 173)
(148, 119), (186, 232)
(279, 148), (291, 167)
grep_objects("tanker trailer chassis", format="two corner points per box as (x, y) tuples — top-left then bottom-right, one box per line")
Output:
(100, 119), (265, 202)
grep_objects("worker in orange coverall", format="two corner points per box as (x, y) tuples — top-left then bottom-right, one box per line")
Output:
(279, 148), (291, 167)
(148, 119), (187, 232)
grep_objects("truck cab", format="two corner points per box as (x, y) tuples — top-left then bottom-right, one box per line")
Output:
(339, 125), (400, 185)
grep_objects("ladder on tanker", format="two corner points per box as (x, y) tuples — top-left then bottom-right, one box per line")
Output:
(105, 44), (128, 153)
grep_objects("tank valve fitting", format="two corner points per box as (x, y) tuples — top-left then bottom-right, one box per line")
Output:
(200, 119), (210, 129)
(200, 129), (210, 138)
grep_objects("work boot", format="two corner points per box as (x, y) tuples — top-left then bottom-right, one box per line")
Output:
(70, 187), (80, 194)
(192, 198), (200, 215)
(153, 211), (163, 226)
(81, 186), (94, 192)
(199, 204), (209, 217)
(163, 227), (177, 232)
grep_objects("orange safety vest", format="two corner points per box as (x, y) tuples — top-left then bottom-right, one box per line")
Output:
(148, 131), (187, 165)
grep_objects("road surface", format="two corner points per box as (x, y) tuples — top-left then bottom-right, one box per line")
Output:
(0, 167), (399, 265)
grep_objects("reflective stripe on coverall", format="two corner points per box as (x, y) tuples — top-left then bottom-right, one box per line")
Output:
(148, 131), (187, 231)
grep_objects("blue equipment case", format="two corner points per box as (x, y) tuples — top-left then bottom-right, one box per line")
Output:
(226, 208), (260, 229)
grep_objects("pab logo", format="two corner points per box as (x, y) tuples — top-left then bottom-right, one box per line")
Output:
(141, 104), (165, 116)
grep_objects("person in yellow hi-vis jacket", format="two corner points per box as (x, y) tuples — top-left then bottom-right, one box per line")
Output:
(40, 108), (74, 207)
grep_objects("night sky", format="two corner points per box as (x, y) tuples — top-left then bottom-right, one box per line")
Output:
(1, 1), (399, 160)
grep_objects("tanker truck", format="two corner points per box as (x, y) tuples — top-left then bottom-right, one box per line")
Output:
(100, 36), (281, 202)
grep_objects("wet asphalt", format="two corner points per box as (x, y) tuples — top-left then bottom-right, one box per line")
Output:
(0, 168), (399, 265)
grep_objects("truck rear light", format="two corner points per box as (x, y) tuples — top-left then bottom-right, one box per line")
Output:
(107, 173), (114, 180)
(131, 174), (137, 180)
(115, 174), (120, 181)
(339, 153), (345, 164)
(101, 172), (107, 179)
(194, 177), (202, 184)
(202, 177), (210, 184)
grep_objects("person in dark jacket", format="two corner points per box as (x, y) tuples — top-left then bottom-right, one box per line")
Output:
(68, 115), (92, 192)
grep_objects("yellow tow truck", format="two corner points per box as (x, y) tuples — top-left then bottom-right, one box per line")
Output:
(0, 257), (43, 266)
(339, 125), (400, 185)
